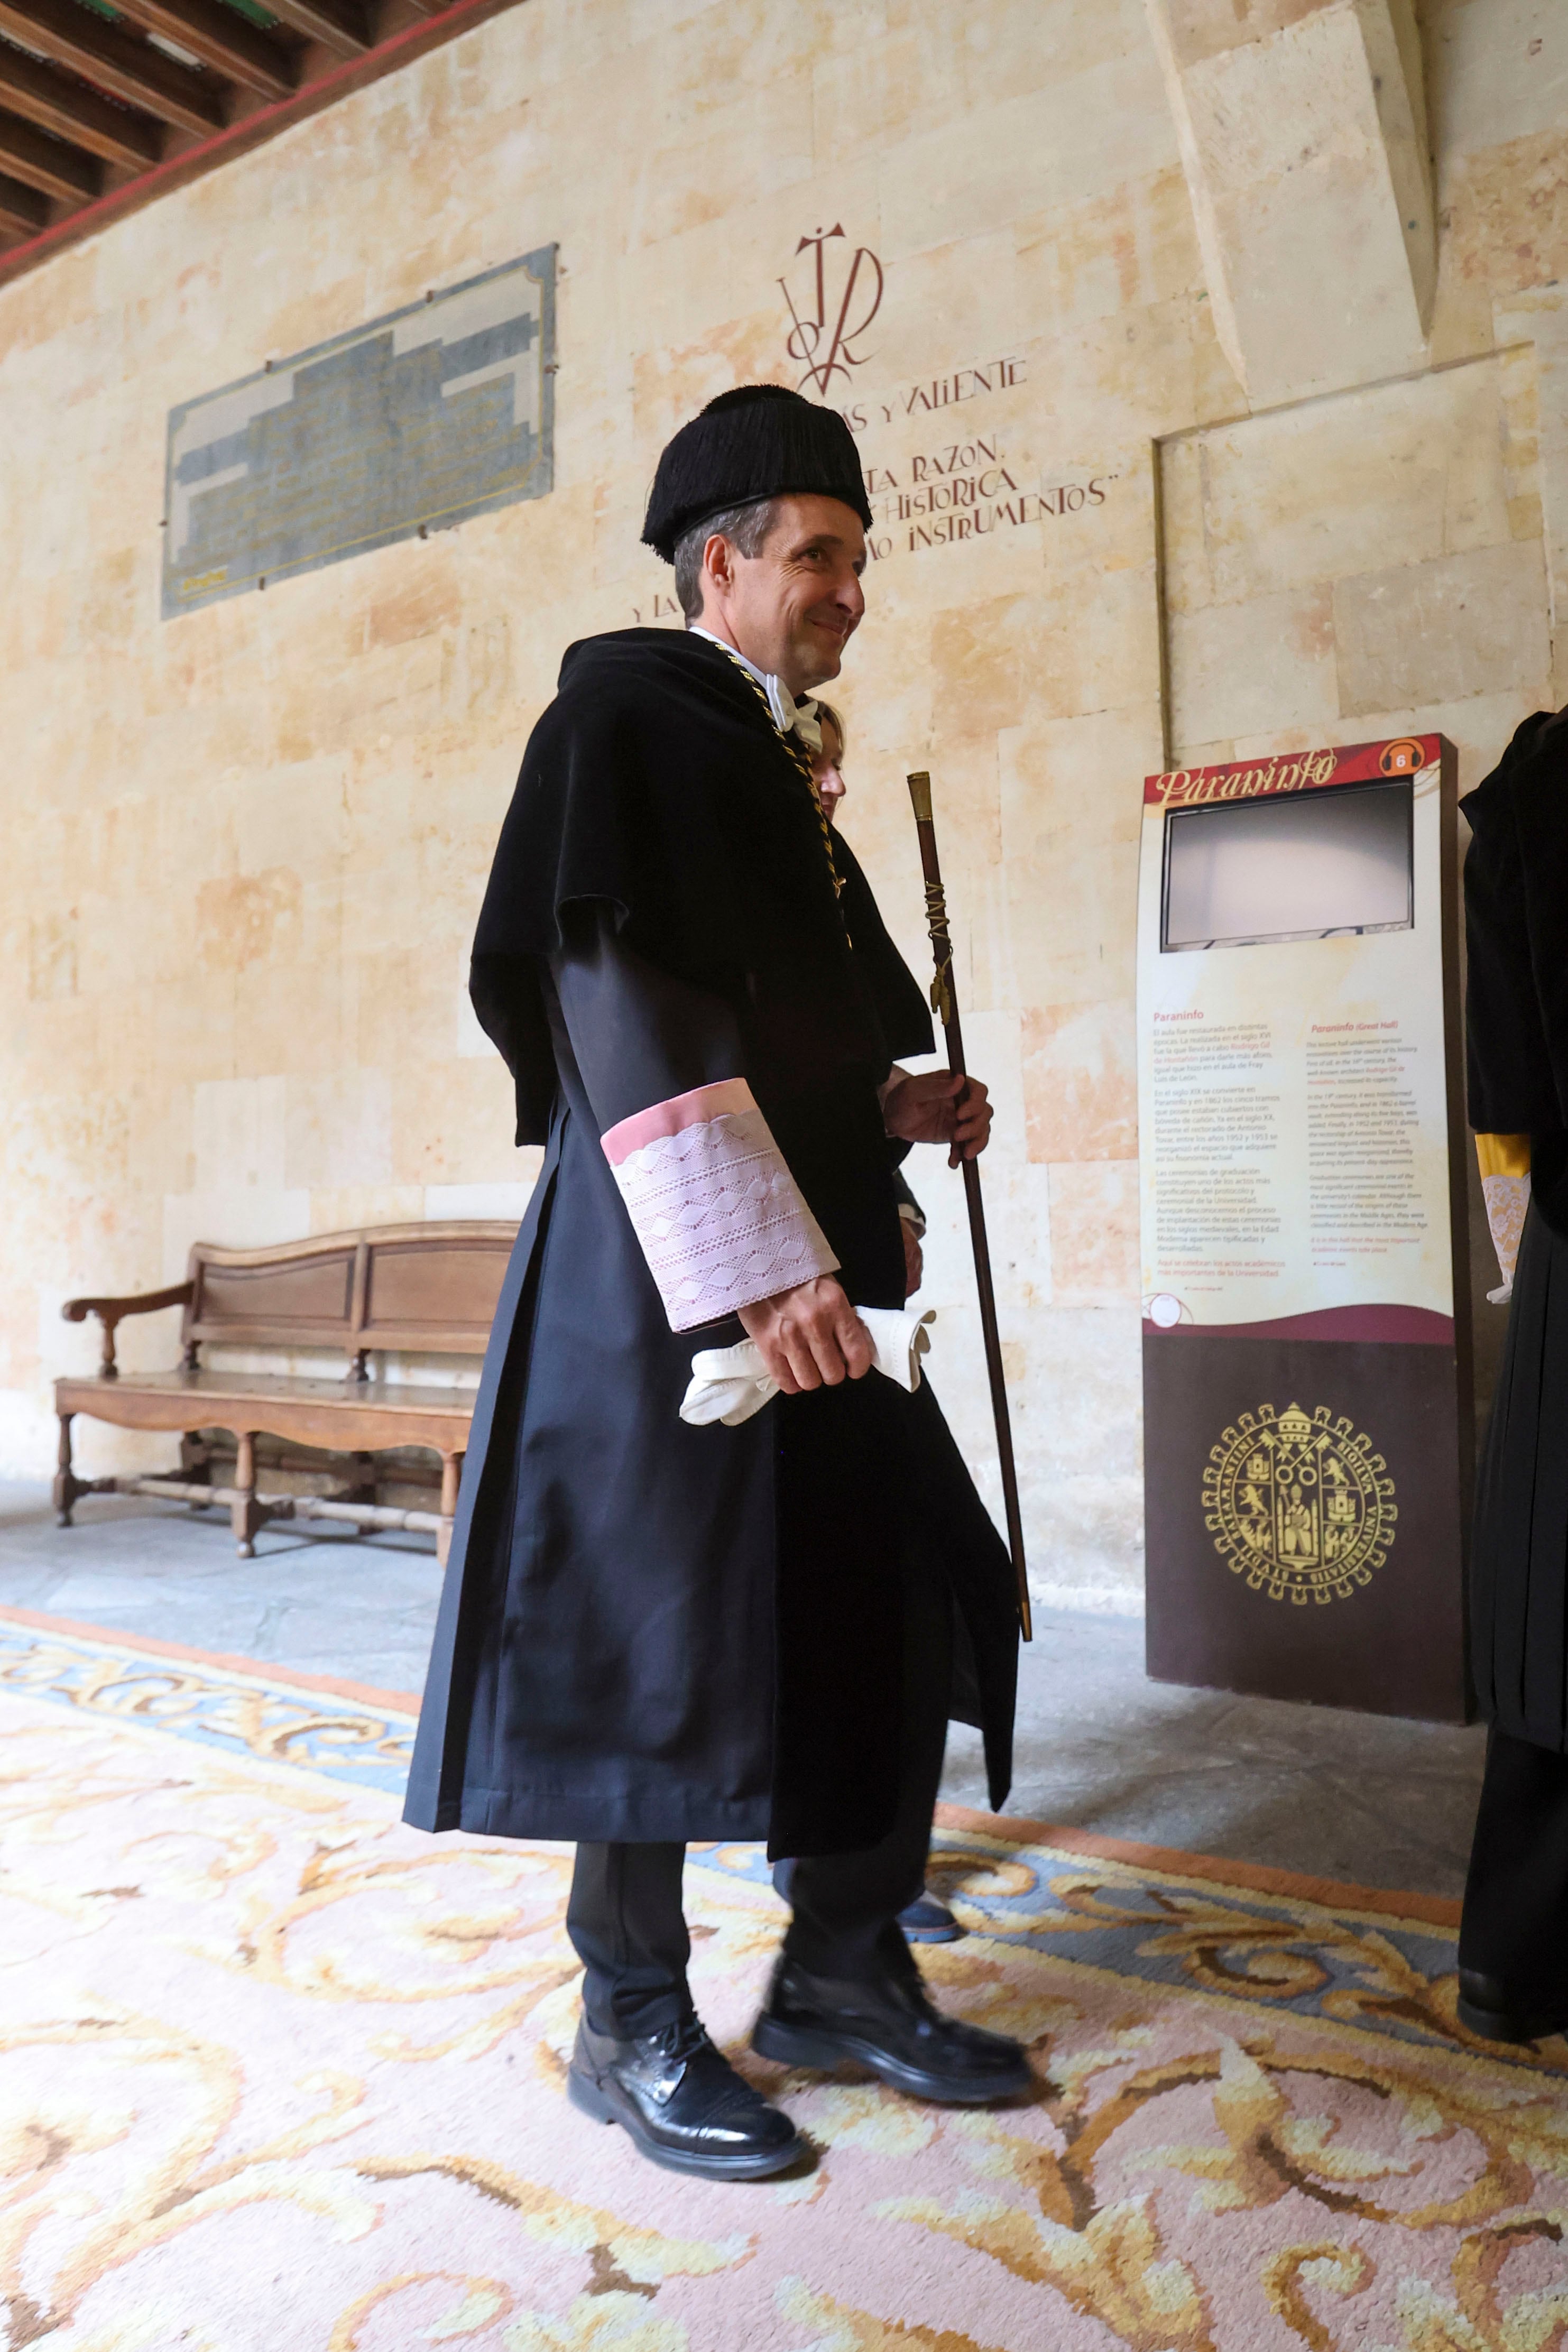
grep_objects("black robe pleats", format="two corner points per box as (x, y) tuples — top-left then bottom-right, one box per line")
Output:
(402, 629), (1018, 1855)
(1463, 715), (1568, 1752)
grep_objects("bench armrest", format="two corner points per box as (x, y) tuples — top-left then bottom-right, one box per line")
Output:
(62, 1282), (193, 1380)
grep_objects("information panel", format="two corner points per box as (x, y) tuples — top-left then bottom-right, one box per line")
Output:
(1136, 735), (1472, 1722)
(162, 248), (556, 616)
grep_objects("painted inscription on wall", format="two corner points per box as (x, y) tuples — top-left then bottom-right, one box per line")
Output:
(162, 249), (556, 618)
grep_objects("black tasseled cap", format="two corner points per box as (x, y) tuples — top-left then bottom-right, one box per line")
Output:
(642, 384), (872, 562)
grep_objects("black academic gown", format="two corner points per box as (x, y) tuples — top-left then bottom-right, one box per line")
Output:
(403, 628), (1018, 1858)
(1458, 713), (1568, 2022)
(1462, 712), (1568, 1753)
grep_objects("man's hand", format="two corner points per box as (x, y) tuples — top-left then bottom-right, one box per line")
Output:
(900, 1220), (924, 1299)
(882, 1069), (993, 1168)
(738, 1276), (874, 1395)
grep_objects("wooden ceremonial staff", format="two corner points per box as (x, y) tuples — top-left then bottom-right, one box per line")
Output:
(906, 772), (1032, 1641)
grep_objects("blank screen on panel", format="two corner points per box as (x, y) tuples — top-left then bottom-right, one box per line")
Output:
(1161, 781), (1413, 952)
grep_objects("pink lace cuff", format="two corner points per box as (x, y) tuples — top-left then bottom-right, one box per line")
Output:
(601, 1079), (838, 1332)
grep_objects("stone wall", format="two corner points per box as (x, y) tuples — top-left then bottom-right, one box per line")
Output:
(1, 0), (1562, 1607)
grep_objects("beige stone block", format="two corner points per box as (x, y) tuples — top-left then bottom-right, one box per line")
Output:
(1152, 1), (1434, 403)
(27, 913), (78, 1003)
(391, 1056), (530, 1188)
(1188, 290), (1249, 422)
(231, 756), (352, 884)
(98, 973), (238, 1094)
(1025, 296), (1203, 451)
(195, 868), (304, 974)
(1333, 538), (1549, 716)
(192, 1074), (288, 1196)
(426, 1172), (542, 1222)
(1429, 2), (1568, 169)
(864, 230), (1023, 389)
(810, 24), (969, 158)
(1015, 166), (1199, 336)
(931, 564), (1158, 744)
(629, 68), (815, 252)
(998, 705), (1162, 1012)
(1048, 1160), (1139, 1306)
(78, 547), (143, 650)
(1016, 1302), (1142, 1481)
(1168, 583), (1338, 750)
(1425, 243), (1496, 374)
(355, 948), (459, 1071)
(284, 1068), (393, 1190)
(363, 568), (463, 652)
(1023, 1001), (1138, 1163)
(880, 51), (1176, 254)
(124, 1082), (197, 1203)
(1157, 434), (1211, 617)
(1446, 126), (1568, 307)
(933, 594), (1053, 738)
(1161, 0), (1329, 71)
(632, 317), (798, 464)
(960, 0), (1164, 98)
(440, 616), (515, 722)
(308, 1185), (425, 1237)
(1188, 359), (1512, 604)
(235, 961), (348, 1080)
(275, 639), (443, 765)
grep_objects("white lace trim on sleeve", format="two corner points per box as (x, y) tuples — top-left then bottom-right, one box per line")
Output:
(601, 1078), (838, 1332)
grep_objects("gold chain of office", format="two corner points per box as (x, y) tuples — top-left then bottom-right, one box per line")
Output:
(713, 644), (844, 901)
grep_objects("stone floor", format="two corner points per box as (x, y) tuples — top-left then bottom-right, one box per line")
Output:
(0, 1480), (1488, 1898)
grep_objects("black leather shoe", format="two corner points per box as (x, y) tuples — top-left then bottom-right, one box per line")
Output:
(752, 1956), (1032, 2105)
(1456, 1968), (1568, 2045)
(899, 1890), (963, 1944)
(568, 2014), (803, 2179)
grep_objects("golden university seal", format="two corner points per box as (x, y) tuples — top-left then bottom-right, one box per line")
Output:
(1202, 1401), (1395, 1604)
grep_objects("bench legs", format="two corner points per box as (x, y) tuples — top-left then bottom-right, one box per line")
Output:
(231, 1432), (265, 1559)
(180, 1429), (213, 1510)
(53, 1417), (461, 1563)
(54, 1412), (86, 1527)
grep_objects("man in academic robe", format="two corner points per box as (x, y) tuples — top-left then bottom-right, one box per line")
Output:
(1454, 705), (1568, 2046)
(403, 385), (1026, 2178)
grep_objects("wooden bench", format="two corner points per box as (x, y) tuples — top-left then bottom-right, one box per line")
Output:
(54, 1222), (518, 1565)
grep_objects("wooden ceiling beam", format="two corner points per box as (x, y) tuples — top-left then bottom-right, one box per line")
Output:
(0, 0), (225, 135)
(0, 160), (45, 230)
(0, 103), (98, 199)
(0, 0), (525, 288)
(111, 0), (295, 102)
(260, 0), (367, 58)
(0, 44), (162, 168)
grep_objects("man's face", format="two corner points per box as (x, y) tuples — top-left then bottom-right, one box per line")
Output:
(700, 493), (866, 696)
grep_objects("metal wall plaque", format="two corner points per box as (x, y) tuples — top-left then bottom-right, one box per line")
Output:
(162, 247), (555, 617)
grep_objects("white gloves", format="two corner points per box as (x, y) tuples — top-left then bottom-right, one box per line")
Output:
(679, 1307), (936, 1428)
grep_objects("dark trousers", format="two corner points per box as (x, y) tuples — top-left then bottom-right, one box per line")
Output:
(567, 1534), (952, 2039)
(1459, 1723), (1568, 2009)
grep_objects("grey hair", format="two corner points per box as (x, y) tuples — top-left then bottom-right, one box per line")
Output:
(673, 497), (781, 622)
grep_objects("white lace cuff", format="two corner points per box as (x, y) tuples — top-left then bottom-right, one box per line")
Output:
(1482, 1172), (1530, 1304)
(601, 1078), (838, 1332)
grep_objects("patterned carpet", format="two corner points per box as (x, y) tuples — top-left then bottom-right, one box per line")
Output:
(1, 1606), (1565, 2352)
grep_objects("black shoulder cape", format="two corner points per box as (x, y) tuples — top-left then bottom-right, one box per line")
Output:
(469, 628), (931, 1141)
(1462, 711), (1568, 1136)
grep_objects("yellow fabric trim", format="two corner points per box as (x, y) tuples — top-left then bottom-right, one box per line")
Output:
(1475, 1133), (1532, 1179)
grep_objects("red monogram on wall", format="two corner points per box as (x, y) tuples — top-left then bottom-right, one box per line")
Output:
(781, 226), (883, 394)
